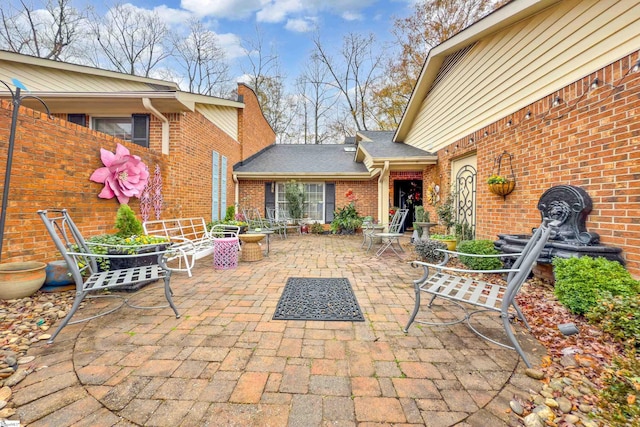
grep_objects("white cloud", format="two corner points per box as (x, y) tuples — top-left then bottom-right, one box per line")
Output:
(215, 33), (245, 60)
(341, 11), (363, 21)
(256, 0), (303, 23)
(284, 17), (316, 33)
(152, 5), (195, 25)
(180, 0), (263, 19)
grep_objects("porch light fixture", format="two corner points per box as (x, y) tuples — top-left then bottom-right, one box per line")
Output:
(632, 59), (640, 73)
(525, 110), (531, 120)
(483, 131), (489, 137)
(590, 78), (599, 90)
(469, 137), (474, 144)
(506, 119), (512, 126)
(552, 96), (562, 107)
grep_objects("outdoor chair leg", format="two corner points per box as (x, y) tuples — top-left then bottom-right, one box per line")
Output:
(163, 274), (180, 318)
(501, 312), (531, 368)
(403, 283), (421, 333)
(47, 291), (87, 344)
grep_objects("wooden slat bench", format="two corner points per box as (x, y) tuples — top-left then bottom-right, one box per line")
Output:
(404, 219), (560, 368)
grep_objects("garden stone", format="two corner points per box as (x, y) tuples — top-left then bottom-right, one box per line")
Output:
(523, 413), (544, 427)
(556, 396), (572, 413)
(525, 368), (545, 380)
(564, 414), (580, 424)
(509, 400), (524, 415)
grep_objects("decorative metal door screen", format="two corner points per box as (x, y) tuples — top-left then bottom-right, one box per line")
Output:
(453, 164), (476, 240)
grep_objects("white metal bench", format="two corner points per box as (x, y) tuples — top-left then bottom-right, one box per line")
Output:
(38, 209), (181, 344)
(143, 218), (239, 276)
(404, 219), (560, 368)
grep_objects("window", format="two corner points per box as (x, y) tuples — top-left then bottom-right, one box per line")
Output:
(276, 182), (325, 221)
(67, 114), (86, 126)
(92, 115), (150, 147)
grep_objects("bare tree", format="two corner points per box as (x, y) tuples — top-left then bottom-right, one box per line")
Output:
(171, 19), (231, 97)
(0, 0), (85, 60)
(88, 3), (169, 77)
(369, 0), (504, 128)
(241, 27), (294, 142)
(295, 55), (339, 144)
(312, 32), (383, 132)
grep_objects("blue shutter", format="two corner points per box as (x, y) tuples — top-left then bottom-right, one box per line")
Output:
(212, 152), (219, 221)
(221, 156), (228, 218)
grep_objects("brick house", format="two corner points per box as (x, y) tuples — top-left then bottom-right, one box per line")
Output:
(0, 50), (274, 262)
(235, 0), (640, 277)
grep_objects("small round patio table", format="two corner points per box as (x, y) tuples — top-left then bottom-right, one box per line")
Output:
(239, 233), (265, 262)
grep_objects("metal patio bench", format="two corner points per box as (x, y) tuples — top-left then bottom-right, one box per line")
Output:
(38, 209), (181, 343)
(404, 218), (560, 368)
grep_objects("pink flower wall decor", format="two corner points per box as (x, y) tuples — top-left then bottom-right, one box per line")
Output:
(89, 143), (150, 204)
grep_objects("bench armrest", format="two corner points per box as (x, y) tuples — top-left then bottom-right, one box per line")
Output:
(409, 259), (519, 284)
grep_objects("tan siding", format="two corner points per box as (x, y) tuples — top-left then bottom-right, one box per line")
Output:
(196, 104), (238, 141)
(0, 63), (155, 92)
(405, 0), (640, 151)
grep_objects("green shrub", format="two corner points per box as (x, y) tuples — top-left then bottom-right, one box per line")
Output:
(114, 204), (143, 237)
(456, 240), (503, 270)
(587, 294), (640, 350)
(330, 203), (362, 234)
(414, 239), (447, 263)
(310, 222), (324, 234)
(553, 256), (640, 315)
(224, 206), (235, 222)
(598, 351), (640, 425)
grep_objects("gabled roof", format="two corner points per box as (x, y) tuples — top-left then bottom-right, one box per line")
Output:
(355, 131), (437, 170)
(395, 0), (640, 151)
(233, 144), (371, 179)
(0, 50), (243, 114)
(394, 0), (564, 144)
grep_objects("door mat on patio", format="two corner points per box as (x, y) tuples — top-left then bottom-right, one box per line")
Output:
(273, 277), (365, 321)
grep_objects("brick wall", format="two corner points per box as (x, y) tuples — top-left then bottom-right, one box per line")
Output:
(432, 52), (640, 277)
(334, 180), (378, 221)
(237, 84), (276, 160)
(238, 178), (379, 223)
(0, 84), (273, 264)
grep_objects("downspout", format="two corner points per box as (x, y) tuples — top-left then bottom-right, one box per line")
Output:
(142, 98), (169, 155)
(378, 161), (390, 228)
(232, 173), (239, 211)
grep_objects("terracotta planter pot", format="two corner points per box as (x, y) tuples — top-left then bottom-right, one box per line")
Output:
(0, 261), (47, 300)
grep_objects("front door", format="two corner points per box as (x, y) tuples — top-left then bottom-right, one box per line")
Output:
(394, 180), (423, 232)
(451, 155), (477, 240)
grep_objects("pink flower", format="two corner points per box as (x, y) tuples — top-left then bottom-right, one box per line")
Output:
(89, 143), (149, 204)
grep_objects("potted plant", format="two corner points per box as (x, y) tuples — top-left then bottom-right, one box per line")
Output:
(429, 234), (457, 251)
(414, 238), (447, 263)
(285, 180), (305, 222)
(487, 174), (515, 197)
(86, 205), (169, 275)
(208, 206), (248, 233)
(433, 194), (457, 250)
(413, 205), (436, 240)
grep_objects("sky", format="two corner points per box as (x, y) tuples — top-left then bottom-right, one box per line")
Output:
(102, 0), (418, 86)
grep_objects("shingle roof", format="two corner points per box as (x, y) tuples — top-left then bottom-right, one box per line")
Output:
(234, 144), (368, 174)
(358, 131), (434, 158)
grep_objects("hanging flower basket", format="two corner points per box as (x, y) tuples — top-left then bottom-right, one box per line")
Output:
(488, 181), (515, 197)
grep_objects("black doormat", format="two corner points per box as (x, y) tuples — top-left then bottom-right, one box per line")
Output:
(273, 277), (365, 321)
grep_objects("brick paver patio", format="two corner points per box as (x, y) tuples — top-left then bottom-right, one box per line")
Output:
(11, 233), (545, 426)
